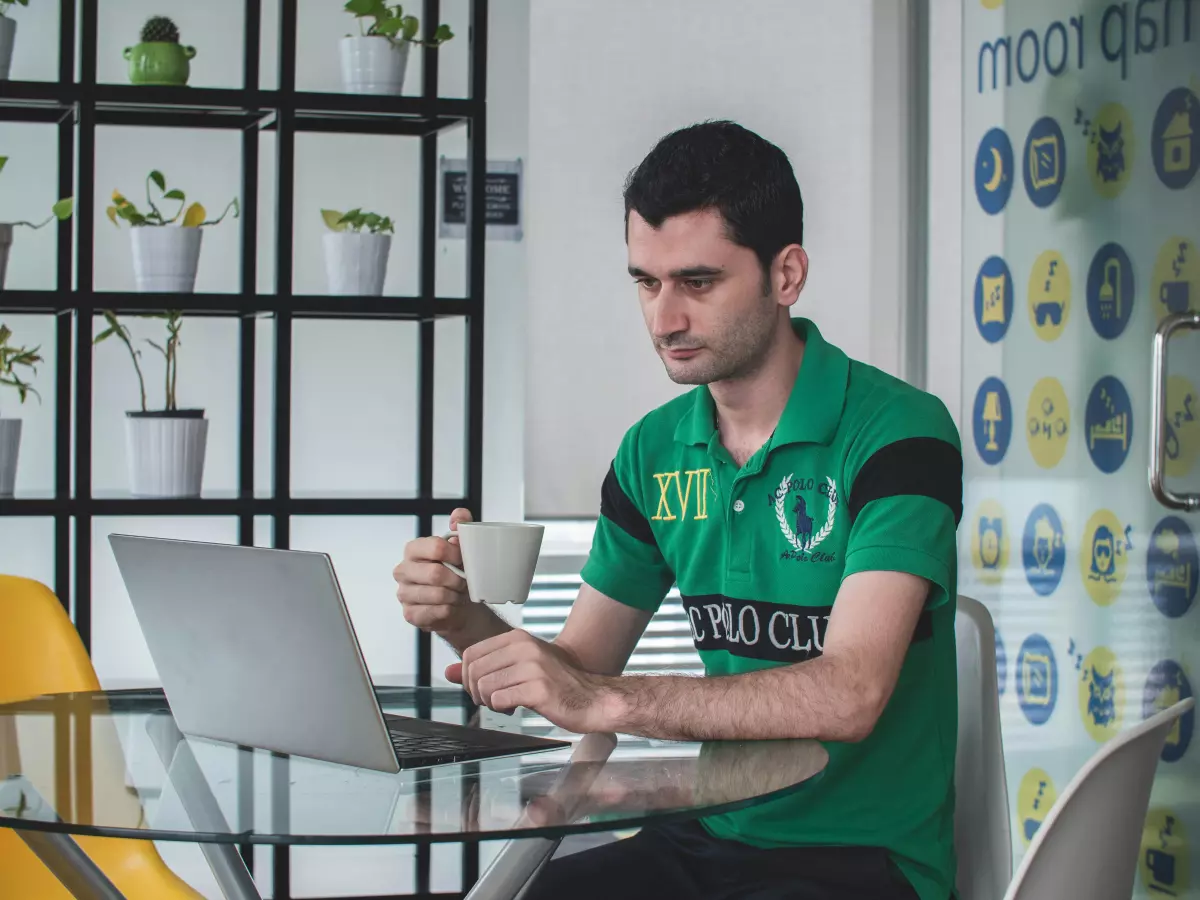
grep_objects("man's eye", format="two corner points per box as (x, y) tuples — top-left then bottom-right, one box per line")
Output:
(685, 279), (713, 290)
(635, 278), (660, 290)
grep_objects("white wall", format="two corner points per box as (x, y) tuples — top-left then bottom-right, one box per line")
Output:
(524, 0), (913, 518)
(928, 0), (965, 432)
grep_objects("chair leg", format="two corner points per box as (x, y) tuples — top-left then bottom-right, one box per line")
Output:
(463, 836), (562, 900)
(13, 828), (128, 900)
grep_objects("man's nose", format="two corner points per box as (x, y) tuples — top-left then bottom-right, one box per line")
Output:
(651, 286), (688, 339)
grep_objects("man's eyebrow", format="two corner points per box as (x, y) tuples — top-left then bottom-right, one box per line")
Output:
(627, 266), (725, 278)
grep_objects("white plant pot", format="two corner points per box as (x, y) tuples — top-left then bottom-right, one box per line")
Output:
(0, 17), (16, 81)
(0, 223), (11, 291)
(339, 35), (411, 95)
(124, 412), (209, 498)
(0, 418), (21, 497)
(130, 227), (203, 293)
(323, 231), (392, 295)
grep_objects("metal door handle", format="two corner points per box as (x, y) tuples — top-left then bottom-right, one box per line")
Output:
(1150, 311), (1200, 511)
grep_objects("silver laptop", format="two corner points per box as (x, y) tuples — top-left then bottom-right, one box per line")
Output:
(108, 534), (568, 773)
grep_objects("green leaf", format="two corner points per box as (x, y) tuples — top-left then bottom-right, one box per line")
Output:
(362, 212), (381, 231)
(163, 189), (185, 201)
(401, 16), (419, 41)
(149, 170), (166, 192)
(94, 327), (116, 344)
(344, 0), (383, 16)
(433, 23), (453, 43)
(0, 157), (7, 174)
(375, 17), (404, 36)
(52, 197), (73, 220)
(321, 208), (347, 231)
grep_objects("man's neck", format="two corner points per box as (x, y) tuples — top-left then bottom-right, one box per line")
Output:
(710, 320), (805, 466)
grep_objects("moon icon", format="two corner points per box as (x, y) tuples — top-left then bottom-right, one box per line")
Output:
(984, 146), (1005, 192)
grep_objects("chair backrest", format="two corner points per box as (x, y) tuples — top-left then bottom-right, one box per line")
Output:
(1003, 697), (1195, 900)
(0, 575), (100, 705)
(954, 595), (1012, 900)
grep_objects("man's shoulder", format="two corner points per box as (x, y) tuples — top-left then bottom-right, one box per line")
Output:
(842, 358), (960, 450)
(615, 388), (706, 465)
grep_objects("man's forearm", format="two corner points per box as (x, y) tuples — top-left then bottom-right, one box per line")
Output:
(441, 604), (513, 656)
(600, 654), (885, 743)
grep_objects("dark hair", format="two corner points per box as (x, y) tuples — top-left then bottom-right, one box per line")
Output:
(622, 120), (804, 275)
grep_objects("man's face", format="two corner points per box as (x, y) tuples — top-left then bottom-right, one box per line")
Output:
(627, 208), (779, 385)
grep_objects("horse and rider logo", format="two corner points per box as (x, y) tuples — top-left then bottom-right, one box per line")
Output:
(773, 474), (838, 556)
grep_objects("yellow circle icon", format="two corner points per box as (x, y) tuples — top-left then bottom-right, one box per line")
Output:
(1016, 768), (1058, 847)
(970, 500), (1009, 586)
(1027, 251), (1071, 340)
(1152, 236), (1199, 322)
(980, 0), (1003, 7)
(1080, 509), (1130, 606)
(1165, 374), (1199, 478)
(1141, 808), (1190, 896)
(1087, 103), (1136, 199)
(1078, 646), (1125, 742)
(1080, 652), (1123, 744)
(1026, 377), (1070, 468)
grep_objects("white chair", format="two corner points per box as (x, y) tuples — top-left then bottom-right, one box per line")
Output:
(1002, 696), (1194, 900)
(955, 595), (1014, 900)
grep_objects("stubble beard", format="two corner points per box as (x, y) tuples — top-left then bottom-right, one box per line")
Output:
(659, 295), (779, 386)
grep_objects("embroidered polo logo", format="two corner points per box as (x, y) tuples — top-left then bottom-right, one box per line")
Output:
(774, 475), (837, 551)
(651, 469), (712, 521)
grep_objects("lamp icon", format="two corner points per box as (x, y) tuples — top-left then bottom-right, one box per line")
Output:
(983, 391), (1003, 451)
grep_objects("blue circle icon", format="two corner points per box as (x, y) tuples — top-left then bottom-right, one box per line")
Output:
(1147, 516), (1198, 619)
(1086, 243), (1135, 340)
(1144, 660), (1193, 762)
(1024, 116), (1066, 208)
(1084, 376), (1133, 473)
(1023, 503), (1066, 596)
(1016, 633), (1058, 725)
(996, 629), (1007, 696)
(975, 127), (1015, 214)
(974, 256), (1014, 342)
(973, 377), (1013, 465)
(1152, 87), (1199, 190)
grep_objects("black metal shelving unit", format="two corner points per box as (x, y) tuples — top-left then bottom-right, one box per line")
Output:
(0, 1), (488, 896)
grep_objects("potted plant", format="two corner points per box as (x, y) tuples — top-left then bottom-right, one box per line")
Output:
(0, 155), (74, 290)
(0, 323), (39, 496)
(0, 0), (29, 80)
(93, 309), (207, 498)
(340, 1), (454, 95)
(123, 16), (196, 86)
(107, 169), (238, 293)
(321, 207), (394, 295)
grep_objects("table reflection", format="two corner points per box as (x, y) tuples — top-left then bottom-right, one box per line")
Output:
(0, 689), (827, 844)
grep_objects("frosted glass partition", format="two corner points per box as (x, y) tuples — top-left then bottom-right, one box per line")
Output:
(961, 1), (1199, 895)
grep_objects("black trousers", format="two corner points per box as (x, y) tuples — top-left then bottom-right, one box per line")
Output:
(521, 819), (923, 900)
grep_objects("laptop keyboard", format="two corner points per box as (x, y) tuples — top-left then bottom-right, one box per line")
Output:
(388, 729), (473, 757)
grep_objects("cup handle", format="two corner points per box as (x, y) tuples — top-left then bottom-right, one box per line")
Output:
(183, 45), (197, 59)
(123, 47), (133, 60)
(439, 531), (465, 579)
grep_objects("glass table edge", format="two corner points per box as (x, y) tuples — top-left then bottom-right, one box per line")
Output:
(0, 769), (826, 846)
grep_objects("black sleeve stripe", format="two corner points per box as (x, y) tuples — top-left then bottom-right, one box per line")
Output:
(600, 462), (657, 545)
(847, 437), (963, 526)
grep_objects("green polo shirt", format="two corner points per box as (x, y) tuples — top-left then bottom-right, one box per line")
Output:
(581, 317), (963, 900)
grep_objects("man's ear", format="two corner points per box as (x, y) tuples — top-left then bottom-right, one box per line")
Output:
(775, 244), (809, 307)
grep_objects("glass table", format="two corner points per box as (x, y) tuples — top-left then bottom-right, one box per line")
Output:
(0, 685), (828, 900)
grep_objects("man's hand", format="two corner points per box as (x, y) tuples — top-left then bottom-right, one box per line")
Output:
(392, 508), (511, 654)
(451, 630), (617, 734)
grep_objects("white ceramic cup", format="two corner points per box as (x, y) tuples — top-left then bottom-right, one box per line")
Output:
(440, 522), (545, 605)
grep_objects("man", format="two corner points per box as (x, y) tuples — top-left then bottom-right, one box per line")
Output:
(393, 120), (963, 900)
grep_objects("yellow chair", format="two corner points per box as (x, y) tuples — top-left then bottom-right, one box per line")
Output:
(0, 574), (204, 899)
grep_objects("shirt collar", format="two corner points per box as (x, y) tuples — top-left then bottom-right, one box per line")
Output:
(674, 317), (850, 450)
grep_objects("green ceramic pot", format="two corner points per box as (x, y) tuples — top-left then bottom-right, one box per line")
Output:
(123, 42), (196, 86)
